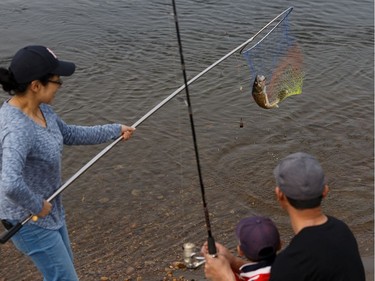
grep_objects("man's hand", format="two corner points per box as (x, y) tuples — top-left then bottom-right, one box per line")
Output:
(201, 241), (246, 274)
(204, 252), (236, 281)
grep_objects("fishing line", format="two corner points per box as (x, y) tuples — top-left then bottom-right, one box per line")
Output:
(170, 0), (217, 256)
(163, 2), (187, 225)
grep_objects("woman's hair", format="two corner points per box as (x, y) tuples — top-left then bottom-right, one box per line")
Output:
(0, 67), (53, 95)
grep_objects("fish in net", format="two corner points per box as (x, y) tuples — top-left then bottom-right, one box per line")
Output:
(242, 10), (304, 109)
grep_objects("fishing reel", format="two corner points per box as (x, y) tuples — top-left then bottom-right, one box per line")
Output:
(183, 242), (205, 269)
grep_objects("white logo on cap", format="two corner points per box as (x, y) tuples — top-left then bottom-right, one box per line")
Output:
(47, 47), (58, 59)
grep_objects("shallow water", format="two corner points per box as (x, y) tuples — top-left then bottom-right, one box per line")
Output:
(0, 0), (373, 280)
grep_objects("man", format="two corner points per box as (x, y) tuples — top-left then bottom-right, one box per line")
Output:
(203, 152), (365, 281)
(269, 152), (365, 280)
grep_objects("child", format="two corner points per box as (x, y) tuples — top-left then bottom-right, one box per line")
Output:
(234, 216), (281, 281)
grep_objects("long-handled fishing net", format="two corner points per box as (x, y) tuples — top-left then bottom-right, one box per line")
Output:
(1, 7), (297, 245)
(241, 8), (304, 109)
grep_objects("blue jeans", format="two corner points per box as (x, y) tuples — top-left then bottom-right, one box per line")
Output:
(9, 220), (79, 281)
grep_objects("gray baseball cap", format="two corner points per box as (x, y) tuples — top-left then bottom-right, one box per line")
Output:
(273, 152), (325, 200)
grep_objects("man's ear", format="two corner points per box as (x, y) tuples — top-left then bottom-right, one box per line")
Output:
(275, 186), (284, 201)
(275, 186), (289, 210)
(322, 184), (329, 198)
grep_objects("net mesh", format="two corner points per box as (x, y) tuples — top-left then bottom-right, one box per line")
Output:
(242, 10), (304, 107)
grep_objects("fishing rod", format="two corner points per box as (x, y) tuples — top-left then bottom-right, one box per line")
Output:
(0, 6), (293, 244)
(171, 0), (216, 256)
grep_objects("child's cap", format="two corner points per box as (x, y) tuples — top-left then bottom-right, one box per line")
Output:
(236, 216), (280, 261)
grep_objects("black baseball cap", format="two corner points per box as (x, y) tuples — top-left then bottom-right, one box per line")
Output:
(9, 45), (75, 84)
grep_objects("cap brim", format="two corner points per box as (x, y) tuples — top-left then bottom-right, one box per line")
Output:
(53, 60), (76, 76)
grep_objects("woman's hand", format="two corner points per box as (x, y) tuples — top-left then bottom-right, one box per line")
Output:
(120, 125), (135, 141)
(37, 200), (52, 218)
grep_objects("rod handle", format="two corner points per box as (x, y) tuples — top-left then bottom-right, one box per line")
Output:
(0, 222), (23, 244)
(207, 236), (217, 256)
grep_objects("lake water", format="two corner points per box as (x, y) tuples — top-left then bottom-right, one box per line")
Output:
(0, 0), (373, 280)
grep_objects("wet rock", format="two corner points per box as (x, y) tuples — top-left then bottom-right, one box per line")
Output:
(171, 261), (186, 269)
(98, 197), (110, 203)
(126, 266), (135, 275)
(131, 189), (141, 196)
(144, 260), (156, 266)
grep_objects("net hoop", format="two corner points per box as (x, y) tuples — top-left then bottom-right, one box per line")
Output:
(239, 7), (293, 54)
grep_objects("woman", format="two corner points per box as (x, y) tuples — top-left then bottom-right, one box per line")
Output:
(0, 45), (135, 280)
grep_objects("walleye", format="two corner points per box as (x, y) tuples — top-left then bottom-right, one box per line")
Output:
(251, 75), (279, 109)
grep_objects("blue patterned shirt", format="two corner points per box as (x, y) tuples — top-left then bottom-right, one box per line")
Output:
(0, 101), (121, 229)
